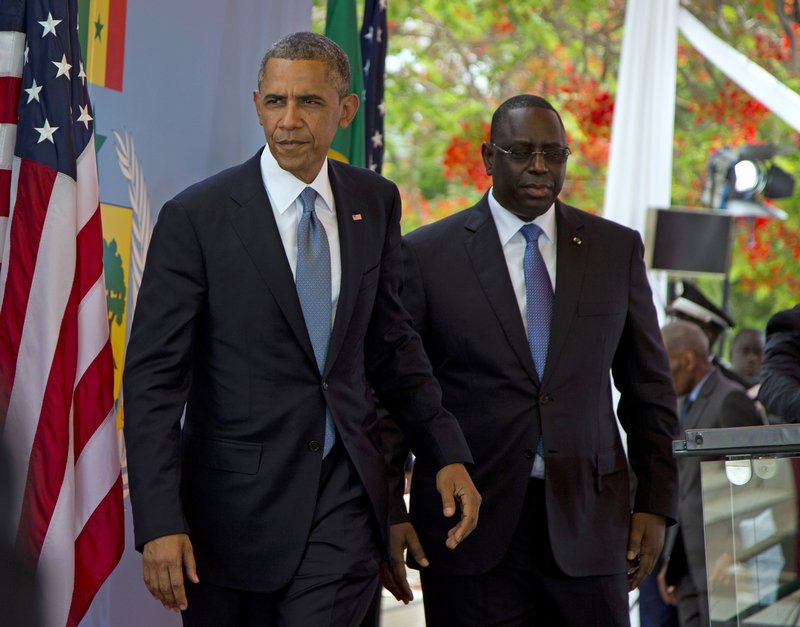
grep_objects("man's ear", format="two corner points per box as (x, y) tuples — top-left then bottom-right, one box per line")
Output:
(253, 90), (263, 126)
(683, 350), (697, 373)
(481, 142), (494, 176)
(338, 93), (360, 128)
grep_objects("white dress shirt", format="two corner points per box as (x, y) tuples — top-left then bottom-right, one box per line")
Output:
(259, 146), (341, 328)
(487, 188), (557, 478)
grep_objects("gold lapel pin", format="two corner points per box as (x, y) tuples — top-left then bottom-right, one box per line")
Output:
(572, 236), (582, 245)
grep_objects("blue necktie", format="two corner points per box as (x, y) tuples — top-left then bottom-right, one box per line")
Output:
(680, 397), (694, 430)
(521, 223), (552, 461)
(296, 187), (335, 456)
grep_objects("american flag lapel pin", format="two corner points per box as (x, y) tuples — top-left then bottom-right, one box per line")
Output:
(352, 213), (363, 221)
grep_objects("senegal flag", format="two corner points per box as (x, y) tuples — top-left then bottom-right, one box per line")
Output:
(325, 0), (365, 167)
(78, 0), (127, 91)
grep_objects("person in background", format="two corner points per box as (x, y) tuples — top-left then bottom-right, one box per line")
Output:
(123, 32), (480, 627)
(759, 304), (800, 423)
(658, 321), (762, 627)
(0, 442), (40, 627)
(729, 328), (765, 390)
(665, 281), (750, 389)
(389, 94), (679, 627)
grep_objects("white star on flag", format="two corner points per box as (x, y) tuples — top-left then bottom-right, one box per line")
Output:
(377, 27), (383, 43)
(38, 12), (61, 37)
(53, 53), (72, 79)
(77, 105), (93, 129)
(78, 61), (87, 84)
(371, 129), (383, 148)
(25, 79), (43, 103)
(379, 0), (387, 10)
(378, 100), (385, 116)
(34, 118), (58, 143)
(24, 43), (29, 63)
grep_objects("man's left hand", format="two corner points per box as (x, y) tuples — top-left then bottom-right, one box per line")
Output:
(626, 512), (666, 591)
(381, 522), (429, 604)
(435, 463), (481, 549)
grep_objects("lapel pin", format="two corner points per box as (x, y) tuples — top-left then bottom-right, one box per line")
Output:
(352, 213), (363, 221)
(572, 236), (582, 246)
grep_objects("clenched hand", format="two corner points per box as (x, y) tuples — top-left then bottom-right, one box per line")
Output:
(435, 463), (481, 549)
(626, 512), (666, 591)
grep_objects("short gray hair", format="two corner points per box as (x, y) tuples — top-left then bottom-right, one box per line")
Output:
(257, 31), (351, 97)
(661, 320), (710, 359)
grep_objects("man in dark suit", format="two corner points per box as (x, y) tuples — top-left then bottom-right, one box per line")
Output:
(759, 304), (800, 422)
(122, 32), (480, 627)
(658, 321), (762, 627)
(389, 94), (678, 626)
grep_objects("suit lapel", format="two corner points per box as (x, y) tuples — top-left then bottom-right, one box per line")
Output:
(324, 162), (366, 376)
(686, 370), (719, 430)
(545, 202), (587, 383)
(463, 197), (538, 383)
(227, 150), (317, 367)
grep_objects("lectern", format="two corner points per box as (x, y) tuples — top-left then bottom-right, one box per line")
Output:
(673, 424), (800, 625)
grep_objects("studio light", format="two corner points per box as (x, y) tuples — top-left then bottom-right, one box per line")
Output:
(701, 144), (795, 218)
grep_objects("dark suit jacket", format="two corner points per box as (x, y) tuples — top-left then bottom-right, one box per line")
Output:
(398, 195), (678, 577)
(122, 150), (471, 593)
(759, 304), (800, 422)
(666, 368), (762, 590)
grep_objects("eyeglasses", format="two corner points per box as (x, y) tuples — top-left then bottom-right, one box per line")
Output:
(490, 144), (572, 165)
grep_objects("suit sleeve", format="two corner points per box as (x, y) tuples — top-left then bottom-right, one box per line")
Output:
(365, 184), (472, 478)
(759, 308), (800, 422)
(612, 234), (679, 523)
(122, 199), (206, 550)
(721, 388), (763, 428)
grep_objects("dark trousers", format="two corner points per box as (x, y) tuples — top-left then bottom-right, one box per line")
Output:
(182, 441), (380, 627)
(677, 571), (710, 627)
(638, 572), (678, 627)
(420, 478), (630, 627)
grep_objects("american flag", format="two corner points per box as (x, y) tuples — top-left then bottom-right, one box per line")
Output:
(360, 0), (387, 173)
(0, 1), (123, 626)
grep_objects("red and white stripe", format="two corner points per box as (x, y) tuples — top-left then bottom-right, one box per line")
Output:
(0, 34), (123, 627)
(0, 29), (24, 264)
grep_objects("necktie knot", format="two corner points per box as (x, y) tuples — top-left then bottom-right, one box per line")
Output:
(520, 222), (543, 244)
(299, 186), (317, 214)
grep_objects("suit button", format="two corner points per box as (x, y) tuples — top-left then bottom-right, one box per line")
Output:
(322, 381), (329, 390)
(308, 441), (321, 452)
(539, 394), (551, 404)
(523, 448), (534, 459)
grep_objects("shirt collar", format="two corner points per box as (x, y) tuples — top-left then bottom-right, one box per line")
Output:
(259, 145), (335, 215)
(487, 187), (556, 246)
(688, 368), (713, 403)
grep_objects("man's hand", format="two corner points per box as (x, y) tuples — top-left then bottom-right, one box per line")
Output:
(656, 562), (678, 606)
(381, 522), (429, 604)
(626, 512), (666, 591)
(435, 463), (481, 549)
(142, 533), (199, 611)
